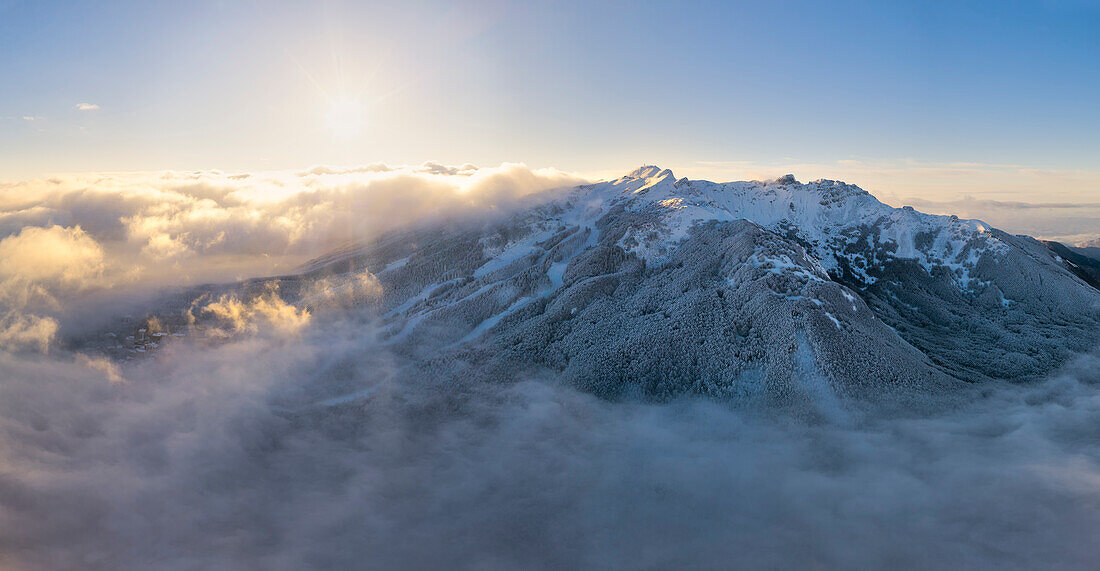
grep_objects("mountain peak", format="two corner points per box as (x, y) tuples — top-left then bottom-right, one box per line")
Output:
(775, 174), (799, 185)
(626, 165), (673, 180)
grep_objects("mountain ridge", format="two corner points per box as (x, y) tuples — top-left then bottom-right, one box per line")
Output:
(75, 166), (1100, 410)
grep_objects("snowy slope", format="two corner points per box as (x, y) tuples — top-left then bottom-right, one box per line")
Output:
(572, 166), (1010, 291)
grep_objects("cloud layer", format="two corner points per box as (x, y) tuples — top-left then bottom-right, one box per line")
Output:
(0, 309), (1098, 569)
(891, 196), (1100, 248)
(0, 162), (584, 351)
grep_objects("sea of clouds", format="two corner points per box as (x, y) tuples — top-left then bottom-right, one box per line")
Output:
(1, 163), (1099, 569)
(2, 311), (1099, 569)
(897, 196), (1100, 250)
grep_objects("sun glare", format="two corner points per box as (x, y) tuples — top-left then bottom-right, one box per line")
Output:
(325, 96), (365, 139)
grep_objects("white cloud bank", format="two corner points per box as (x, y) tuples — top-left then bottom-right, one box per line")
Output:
(0, 162), (585, 351)
(75, 103), (100, 111)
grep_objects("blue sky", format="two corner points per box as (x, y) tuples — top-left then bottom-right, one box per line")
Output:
(1, 0), (1098, 201)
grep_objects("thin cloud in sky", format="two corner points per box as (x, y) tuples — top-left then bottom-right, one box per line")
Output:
(75, 103), (100, 111)
(685, 158), (1100, 201)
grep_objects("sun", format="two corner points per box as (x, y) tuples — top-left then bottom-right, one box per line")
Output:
(325, 96), (365, 139)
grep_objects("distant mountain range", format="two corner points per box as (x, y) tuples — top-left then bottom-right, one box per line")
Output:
(78, 167), (1100, 410)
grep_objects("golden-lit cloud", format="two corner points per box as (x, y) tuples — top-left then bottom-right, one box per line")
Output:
(0, 225), (105, 292)
(0, 226), (107, 352)
(202, 286), (311, 336)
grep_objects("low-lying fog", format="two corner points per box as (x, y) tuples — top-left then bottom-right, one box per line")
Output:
(3, 312), (1099, 569)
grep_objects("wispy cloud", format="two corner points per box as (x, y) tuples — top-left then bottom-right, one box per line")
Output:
(903, 197), (1100, 210)
(75, 103), (100, 111)
(21, 115), (38, 121)
(683, 157), (1100, 204)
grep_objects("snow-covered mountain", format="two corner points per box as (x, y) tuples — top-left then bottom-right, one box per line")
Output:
(81, 166), (1100, 408)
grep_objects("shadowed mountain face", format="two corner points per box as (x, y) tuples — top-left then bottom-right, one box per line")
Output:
(1076, 246), (1100, 261)
(77, 167), (1100, 407)
(1042, 240), (1100, 291)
